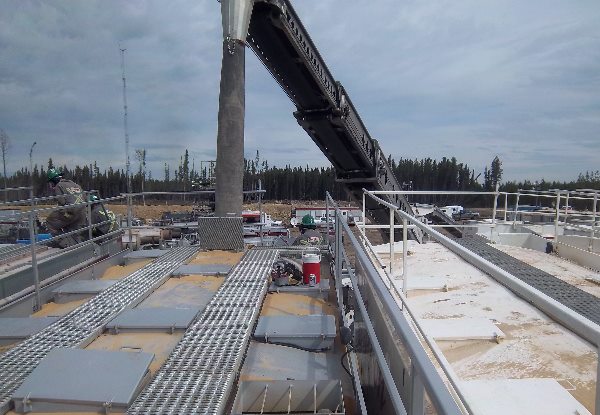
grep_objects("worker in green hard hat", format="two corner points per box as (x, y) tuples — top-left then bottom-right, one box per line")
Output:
(89, 194), (119, 238)
(45, 168), (86, 247)
(294, 214), (323, 246)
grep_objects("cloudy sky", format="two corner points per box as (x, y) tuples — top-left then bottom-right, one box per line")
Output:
(1, 0), (598, 183)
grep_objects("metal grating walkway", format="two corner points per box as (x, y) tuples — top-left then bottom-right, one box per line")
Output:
(127, 248), (279, 415)
(455, 235), (600, 325)
(0, 246), (199, 414)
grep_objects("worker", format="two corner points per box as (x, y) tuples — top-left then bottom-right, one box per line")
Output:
(293, 214), (323, 246)
(45, 168), (86, 247)
(89, 194), (118, 238)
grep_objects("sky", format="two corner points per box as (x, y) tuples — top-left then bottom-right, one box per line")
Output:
(0, 0), (599, 183)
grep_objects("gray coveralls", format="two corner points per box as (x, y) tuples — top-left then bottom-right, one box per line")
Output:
(46, 179), (86, 246)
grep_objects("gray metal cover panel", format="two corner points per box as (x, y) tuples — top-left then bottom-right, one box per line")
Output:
(52, 279), (117, 303)
(240, 342), (334, 381)
(52, 279), (117, 295)
(12, 348), (153, 413)
(0, 246), (199, 414)
(197, 217), (244, 250)
(254, 314), (336, 351)
(106, 307), (199, 332)
(171, 263), (232, 276)
(0, 317), (59, 343)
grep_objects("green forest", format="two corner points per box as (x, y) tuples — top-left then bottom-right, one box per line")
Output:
(1, 149), (599, 207)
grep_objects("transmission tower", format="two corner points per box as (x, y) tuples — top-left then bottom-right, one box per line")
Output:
(120, 46), (132, 196)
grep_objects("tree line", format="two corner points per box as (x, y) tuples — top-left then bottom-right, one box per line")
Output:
(1, 144), (598, 208)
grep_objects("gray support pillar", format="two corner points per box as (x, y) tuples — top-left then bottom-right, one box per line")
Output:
(215, 0), (254, 217)
(215, 40), (245, 216)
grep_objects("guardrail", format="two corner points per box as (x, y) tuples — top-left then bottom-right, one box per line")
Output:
(0, 186), (267, 312)
(326, 191), (464, 415)
(359, 188), (600, 415)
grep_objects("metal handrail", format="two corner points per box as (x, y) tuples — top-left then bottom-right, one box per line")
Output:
(327, 192), (464, 415)
(362, 189), (600, 415)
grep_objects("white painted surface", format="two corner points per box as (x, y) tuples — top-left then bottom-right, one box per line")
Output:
(461, 378), (591, 415)
(368, 239), (598, 413)
(395, 275), (447, 291)
(419, 318), (504, 341)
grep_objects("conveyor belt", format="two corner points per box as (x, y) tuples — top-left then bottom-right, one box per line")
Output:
(0, 246), (198, 414)
(127, 248), (279, 415)
(456, 235), (600, 325)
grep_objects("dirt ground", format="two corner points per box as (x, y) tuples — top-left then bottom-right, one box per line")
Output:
(105, 202), (297, 224)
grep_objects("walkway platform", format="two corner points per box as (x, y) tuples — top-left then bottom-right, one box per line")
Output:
(127, 248), (279, 415)
(456, 235), (600, 326)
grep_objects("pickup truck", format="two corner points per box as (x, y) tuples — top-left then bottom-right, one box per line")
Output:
(452, 210), (480, 220)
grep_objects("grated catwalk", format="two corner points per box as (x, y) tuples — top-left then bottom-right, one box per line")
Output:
(0, 246), (199, 414)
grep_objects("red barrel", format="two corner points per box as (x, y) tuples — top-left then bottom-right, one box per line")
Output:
(302, 253), (321, 285)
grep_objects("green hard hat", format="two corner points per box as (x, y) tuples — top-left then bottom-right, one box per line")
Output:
(47, 168), (62, 182)
(301, 214), (315, 226)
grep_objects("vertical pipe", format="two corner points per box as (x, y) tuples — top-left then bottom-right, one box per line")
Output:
(28, 187), (41, 312)
(215, 39), (245, 217)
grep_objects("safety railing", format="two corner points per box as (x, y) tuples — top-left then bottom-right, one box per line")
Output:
(326, 192), (464, 415)
(0, 185), (267, 312)
(357, 188), (600, 415)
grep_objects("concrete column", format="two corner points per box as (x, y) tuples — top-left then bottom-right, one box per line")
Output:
(215, 40), (245, 216)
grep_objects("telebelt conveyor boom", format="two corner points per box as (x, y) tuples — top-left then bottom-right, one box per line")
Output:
(248, 0), (422, 241)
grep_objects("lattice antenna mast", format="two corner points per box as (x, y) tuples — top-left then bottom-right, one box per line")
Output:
(120, 46), (132, 195)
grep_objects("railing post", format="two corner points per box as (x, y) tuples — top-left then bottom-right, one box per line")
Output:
(491, 183), (499, 243)
(503, 193), (508, 222)
(335, 214), (342, 281)
(326, 196), (330, 238)
(410, 363), (425, 415)
(362, 192), (366, 236)
(258, 180), (264, 246)
(596, 346), (599, 415)
(402, 216), (408, 294)
(555, 190), (561, 243)
(591, 192), (597, 252)
(513, 192), (520, 228)
(28, 187), (41, 312)
(127, 192), (133, 249)
(389, 207), (394, 277)
(87, 196), (93, 242)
